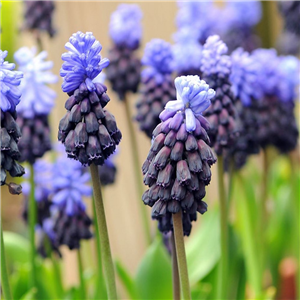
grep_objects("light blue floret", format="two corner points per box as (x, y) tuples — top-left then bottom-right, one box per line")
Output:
(60, 31), (109, 93)
(201, 35), (231, 76)
(51, 154), (92, 216)
(0, 50), (23, 112)
(14, 47), (57, 118)
(164, 75), (215, 132)
(141, 39), (173, 84)
(109, 4), (142, 49)
(172, 27), (202, 73)
(230, 47), (262, 106)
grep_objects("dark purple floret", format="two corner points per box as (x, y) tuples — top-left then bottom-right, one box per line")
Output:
(22, 1), (56, 38)
(106, 45), (141, 101)
(58, 82), (122, 166)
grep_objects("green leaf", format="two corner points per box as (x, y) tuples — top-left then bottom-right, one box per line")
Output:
(135, 237), (172, 300)
(10, 263), (31, 300)
(115, 259), (138, 299)
(19, 288), (37, 300)
(186, 206), (220, 285)
(3, 231), (30, 265)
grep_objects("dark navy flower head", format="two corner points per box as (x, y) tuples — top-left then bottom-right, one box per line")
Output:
(230, 47), (262, 106)
(277, 55), (300, 102)
(51, 155), (92, 216)
(201, 35), (231, 76)
(60, 31), (110, 94)
(162, 75), (215, 132)
(251, 48), (280, 96)
(14, 47), (57, 118)
(0, 50), (23, 112)
(172, 27), (202, 74)
(109, 4), (143, 50)
(141, 39), (173, 84)
(223, 1), (262, 28)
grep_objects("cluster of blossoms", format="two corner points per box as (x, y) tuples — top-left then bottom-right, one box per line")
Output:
(106, 4), (143, 100)
(136, 39), (176, 138)
(142, 76), (216, 235)
(59, 31), (121, 166)
(14, 47), (57, 164)
(22, 1), (56, 38)
(200, 35), (239, 156)
(22, 152), (93, 255)
(0, 50), (25, 194)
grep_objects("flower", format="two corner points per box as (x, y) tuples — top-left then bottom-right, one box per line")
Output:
(200, 35), (231, 76)
(142, 75), (216, 236)
(98, 148), (118, 186)
(172, 27), (203, 75)
(23, 1), (56, 38)
(59, 32), (122, 166)
(0, 50), (23, 112)
(164, 76), (215, 132)
(141, 39), (173, 84)
(230, 47), (262, 106)
(14, 47), (57, 118)
(60, 31), (110, 94)
(109, 4), (143, 50)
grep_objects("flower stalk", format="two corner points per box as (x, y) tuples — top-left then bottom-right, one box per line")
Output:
(90, 164), (118, 300)
(172, 211), (191, 300)
(77, 248), (86, 300)
(1, 228), (13, 300)
(123, 96), (152, 245)
(216, 155), (228, 300)
(171, 232), (181, 300)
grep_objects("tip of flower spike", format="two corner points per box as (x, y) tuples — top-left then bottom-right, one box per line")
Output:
(163, 75), (215, 132)
(60, 31), (109, 94)
(142, 39), (173, 73)
(201, 35), (231, 76)
(109, 4), (143, 50)
(0, 49), (23, 112)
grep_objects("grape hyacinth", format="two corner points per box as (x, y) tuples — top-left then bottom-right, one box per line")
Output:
(142, 75), (216, 236)
(59, 31), (122, 166)
(106, 4), (142, 100)
(51, 154), (93, 250)
(136, 39), (176, 138)
(0, 50), (25, 194)
(172, 27), (202, 77)
(14, 47), (57, 164)
(22, 1), (56, 38)
(220, 1), (262, 53)
(278, 1), (300, 36)
(227, 47), (262, 169)
(200, 35), (239, 156)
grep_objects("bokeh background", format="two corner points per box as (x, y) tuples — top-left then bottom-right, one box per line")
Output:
(1, 1), (297, 296)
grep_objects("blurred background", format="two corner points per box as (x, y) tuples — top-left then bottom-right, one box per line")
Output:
(1, 1), (298, 298)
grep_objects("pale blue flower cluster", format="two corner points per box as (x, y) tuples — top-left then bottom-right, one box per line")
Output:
(172, 27), (202, 73)
(109, 4), (143, 50)
(223, 1), (262, 28)
(51, 154), (92, 216)
(60, 31), (109, 93)
(141, 39), (173, 84)
(201, 35), (231, 76)
(165, 75), (215, 132)
(277, 56), (300, 102)
(230, 48), (262, 106)
(14, 47), (57, 118)
(0, 50), (23, 112)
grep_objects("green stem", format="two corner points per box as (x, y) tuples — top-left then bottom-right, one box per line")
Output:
(171, 232), (181, 300)
(90, 164), (118, 300)
(216, 155), (228, 300)
(29, 164), (37, 292)
(1, 227), (13, 300)
(92, 195), (107, 299)
(51, 253), (64, 298)
(236, 173), (263, 298)
(227, 158), (235, 210)
(123, 97), (152, 245)
(172, 211), (191, 300)
(77, 248), (86, 300)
